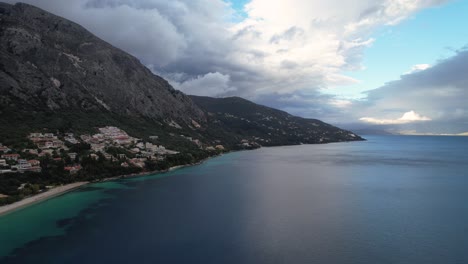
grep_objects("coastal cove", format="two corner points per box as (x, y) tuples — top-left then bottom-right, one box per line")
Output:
(1, 135), (468, 263)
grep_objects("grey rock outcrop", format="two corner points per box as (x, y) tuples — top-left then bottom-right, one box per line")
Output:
(0, 2), (206, 125)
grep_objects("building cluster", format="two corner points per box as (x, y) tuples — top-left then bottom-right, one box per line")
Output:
(128, 141), (178, 168)
(205, 145), (225, 151)
(238, 139), (261, 149)
(0, 148), (42, 174)
(64, 133), (79, 144)
(28, 133), (66, 150)
(80, 126), (178, 168)
(80, 126), (139, 152)
(0, 126), (182, 175)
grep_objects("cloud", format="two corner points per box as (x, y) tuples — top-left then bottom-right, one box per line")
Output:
(5, 0), (463, 134)
(343, 48), (468, 133)
(360, 110), (431, 125)
(405, 63), (431, 74)
(270, 26), (305, 44)
(172, 72), (237, 96)
(3, 0), (446, 99)
(254, 91), (358, 124)
(362, 49), (468, 122)
(4, 0), (233, 68)
(329, 99), (353, 108)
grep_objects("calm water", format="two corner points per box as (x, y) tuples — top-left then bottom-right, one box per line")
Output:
(1, 135), (468, 263)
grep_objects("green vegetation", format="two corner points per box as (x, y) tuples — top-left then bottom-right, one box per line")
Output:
(0, 152), (222, 206)
(0, 92), (362, 207)
(190, 95), (364, 146)
(0, 150), (217, 206)
(0, 126), (223, 206)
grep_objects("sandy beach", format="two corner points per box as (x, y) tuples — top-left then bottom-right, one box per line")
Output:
(0, 182), (88, 216)
(0, 166), (187, 217)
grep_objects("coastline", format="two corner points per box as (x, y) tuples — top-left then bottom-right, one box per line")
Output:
(0, 155), (216, 217)
(0, 140), (361, 217)
(0, 182), (88, 217)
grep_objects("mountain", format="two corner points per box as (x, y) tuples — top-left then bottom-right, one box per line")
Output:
(190, 96), (362, 145)
(0, 3), (205, 124)
(0, 2), (362, 149)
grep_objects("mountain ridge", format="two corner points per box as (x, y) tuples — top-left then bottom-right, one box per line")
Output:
(190, 95), (362, 146)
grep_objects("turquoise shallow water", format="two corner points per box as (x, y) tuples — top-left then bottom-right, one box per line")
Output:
(0, 170), (185, 258)
(1, 135), (468, 263)
(0, 181), (125, 256)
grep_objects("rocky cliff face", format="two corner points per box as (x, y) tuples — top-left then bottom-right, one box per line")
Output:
(0, 3), (205, 125)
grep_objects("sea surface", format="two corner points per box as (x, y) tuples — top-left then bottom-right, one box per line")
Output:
(1, 135), (468, 263)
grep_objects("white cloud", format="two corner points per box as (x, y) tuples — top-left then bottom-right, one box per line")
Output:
(173, 72), (236, 96)
(329, 99), (353, 108)
(350, 49), (468, 134)
(5, 0), (445, 98)
(225, 0), (447, 96)
(360, 110), (431, 125)
(405, 63), (431, 74)
(399, 110), (431, 121)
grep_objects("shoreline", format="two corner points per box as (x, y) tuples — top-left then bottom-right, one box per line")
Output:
(0, 140), (361, 217)
(0, 182), (89, 217)
(0, 155), (217, 217)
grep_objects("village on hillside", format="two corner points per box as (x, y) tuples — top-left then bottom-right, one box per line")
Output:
(0, 125), (265, 205)
(0, 126), (226, 175)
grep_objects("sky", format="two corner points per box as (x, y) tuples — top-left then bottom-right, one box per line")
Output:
(5, 0), (468, 134)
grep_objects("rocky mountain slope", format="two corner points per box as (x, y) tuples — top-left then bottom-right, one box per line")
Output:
(0, 2), (205, 126)
(190, 96), (362, 145)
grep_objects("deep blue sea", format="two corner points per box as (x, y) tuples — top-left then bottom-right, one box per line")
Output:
(1, 135), (468, 263)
